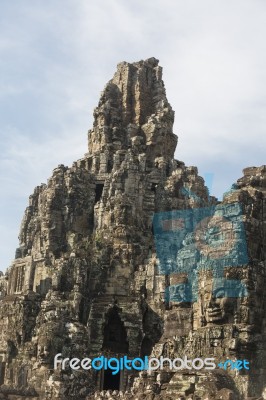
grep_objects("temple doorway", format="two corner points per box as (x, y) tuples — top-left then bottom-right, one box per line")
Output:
(103, 367), (120, 390)
(102, 307), (128, 354)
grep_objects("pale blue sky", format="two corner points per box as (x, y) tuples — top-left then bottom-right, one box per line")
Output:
(0, 0), (265, 271)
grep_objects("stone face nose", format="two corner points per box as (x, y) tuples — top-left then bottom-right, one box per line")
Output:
(207, 293), (218, 308)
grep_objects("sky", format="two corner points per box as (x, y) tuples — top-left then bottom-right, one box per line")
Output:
(0, 0), (265, 272)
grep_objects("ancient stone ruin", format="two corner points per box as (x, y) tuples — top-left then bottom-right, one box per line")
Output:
(0, 58), (265, 400)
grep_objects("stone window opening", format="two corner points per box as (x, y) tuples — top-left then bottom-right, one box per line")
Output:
(151, 183), (157, 193)
(0, 359), (6, 385)
(17, 366), (29, 387)
(107, 159), (113, 173)
(16, 266), (25, 293)
(95, 183), (104, 203)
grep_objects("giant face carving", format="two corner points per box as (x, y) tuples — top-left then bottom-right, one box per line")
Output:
(203, 285), (235, 324)
(37, 340), (52, 366)
(169, 283), (188, 303)
(36, 322), (63, 367)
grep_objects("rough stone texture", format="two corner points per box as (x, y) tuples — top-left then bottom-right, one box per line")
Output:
(0, 58), (265, 400)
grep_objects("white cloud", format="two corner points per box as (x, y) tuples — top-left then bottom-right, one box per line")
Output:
(0, 0), (265, 270)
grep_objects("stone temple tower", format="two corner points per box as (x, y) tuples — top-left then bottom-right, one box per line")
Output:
(0, 58), (265, 400)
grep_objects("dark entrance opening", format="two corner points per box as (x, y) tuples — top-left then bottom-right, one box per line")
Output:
(140, 337), (153, 357)
(0, 361), (6, 385)
(151, 183), (157, 193)
(103, 368), (120, 390)
(95, 184), (104, 203)
(102, 307), (129, 353)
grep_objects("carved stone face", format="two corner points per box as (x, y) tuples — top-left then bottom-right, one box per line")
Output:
(163, 340), (175, 357)
(203, 286), (235, 324)
(37, 340), (52, 365)
(169, 284), (187, 303)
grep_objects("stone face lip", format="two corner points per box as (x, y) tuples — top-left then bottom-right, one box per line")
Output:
(0, 58), (265, 400)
